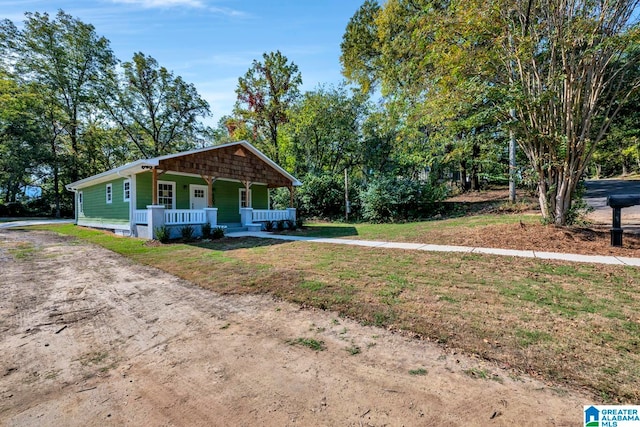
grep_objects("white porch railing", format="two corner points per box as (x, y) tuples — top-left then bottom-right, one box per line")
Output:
(252, 209), (291, 222)
(134, 210), (148, 224)
(164, 209), (206, 225)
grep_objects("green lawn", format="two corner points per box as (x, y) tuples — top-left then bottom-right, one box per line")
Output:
(17, 221), (640, 403)
(293, 214), (540, 240)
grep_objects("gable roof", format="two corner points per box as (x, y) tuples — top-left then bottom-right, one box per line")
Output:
(66, 140), (302, 191)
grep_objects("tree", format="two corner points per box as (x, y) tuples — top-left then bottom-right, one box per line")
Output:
(234, 51), (302, 164)
(0, 10), (117, 216)
(342, 0), (640, 225)
(287, 85), (366, 176)
(104, 52), (211, 157)
(0, 74), (48, 204)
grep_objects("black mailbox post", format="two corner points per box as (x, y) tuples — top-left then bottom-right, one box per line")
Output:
(607, 195), (640, 246)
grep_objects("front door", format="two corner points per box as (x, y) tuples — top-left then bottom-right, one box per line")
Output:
(190, 184), (208, 210)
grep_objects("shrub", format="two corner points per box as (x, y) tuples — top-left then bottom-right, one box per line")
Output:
(180, 225), (195, 241)
(296, 217), (304, 229)
(154, 226), (170, 243)
(298, 173), (346, 219)
(211, 226), (225, 239)
(285, 219), (296, 230)
(360, 176), (447, 223)
(264, 220), (274, 232)
(201, 223), (212, 238)
(276, 219), (285, 232)
(0, 204), (8, 217)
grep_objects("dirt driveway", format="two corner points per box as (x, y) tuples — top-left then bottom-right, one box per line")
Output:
(1, 230), (588, 426)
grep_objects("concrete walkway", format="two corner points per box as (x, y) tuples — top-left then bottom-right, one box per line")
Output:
(226, 231), (640, 267)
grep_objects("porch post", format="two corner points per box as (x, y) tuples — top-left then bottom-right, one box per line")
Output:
(288, 185), (295, 208)
(204, 208), (218, 227)
(201, 175), (216, 208)
(147, 204), (165, 240)
(243, 180), (251, 207)
(152, 167), (158, 205)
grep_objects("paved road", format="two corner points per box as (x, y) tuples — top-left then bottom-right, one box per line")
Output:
(584, 179), (640, 225)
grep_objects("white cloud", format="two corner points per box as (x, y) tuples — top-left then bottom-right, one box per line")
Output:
(111, 0), (205, 8)
(108, 0), (246, 16)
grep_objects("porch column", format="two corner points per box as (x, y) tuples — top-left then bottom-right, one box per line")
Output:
(288, 185), (295, 208)
(152, 167), (158, 205)
(243, 180), (252, 207)
(287, 207), (296, 223)
(204, 207), (218, 227)
(201, 175), (216, 208)
(147, 205), (165, 239)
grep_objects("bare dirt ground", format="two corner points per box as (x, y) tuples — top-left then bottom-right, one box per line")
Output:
(0, 230), (589, 426)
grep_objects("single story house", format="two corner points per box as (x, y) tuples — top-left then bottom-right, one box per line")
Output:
(65, 140), (302, 239)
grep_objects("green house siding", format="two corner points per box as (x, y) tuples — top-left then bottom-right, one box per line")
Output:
(214, 181), (267, 223)
(134, 172), (268, 224)
(79, 178), (130, 226)
(135, 172), (208, 209)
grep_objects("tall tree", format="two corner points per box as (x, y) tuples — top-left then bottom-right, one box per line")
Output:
(104, 52), (211, 158)
(0, 74), (48, 204)
(287, 85), (366, 176)
(0, 10), (117, 215)
(342, 0), (640, 225)
(234, 51), (302, 164)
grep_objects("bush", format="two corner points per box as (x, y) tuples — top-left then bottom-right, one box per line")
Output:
(154, 226), (170, 243)
(211, 226), (225, 239)
(264, 220), (274, 232)
(285, 219), (296, 230)
(359, 176), (447, 223)
(275, 219), (285, 232)
(298, 173), (346, 219)
(296, 217), (304, 229)
(180, 225), (194, 241)
(201, 223), (212, 238)
(0, 204), (8, 217)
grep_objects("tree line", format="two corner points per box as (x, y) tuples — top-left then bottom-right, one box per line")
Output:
(2, 3), (639, 225)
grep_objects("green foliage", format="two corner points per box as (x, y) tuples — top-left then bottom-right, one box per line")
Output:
(275, 219), (285, 232)
(201, 223), (212, 238)
(234, 51), (302, 164)
(286, 337), (326, 352)
(264, 220), (274, 232)
(154, 226), (170, 243)
(297, 173), (349, 219)
(105, 52), (210, 158)
(359, 176), (446, 223)
(211, 226), (225, 239)
(180, 225), (194, 241)
(285, 219), (296, 230)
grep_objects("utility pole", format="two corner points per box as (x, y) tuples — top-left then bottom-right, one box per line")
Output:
(345, 168), (350, 221)
(509, 108), (517, 203)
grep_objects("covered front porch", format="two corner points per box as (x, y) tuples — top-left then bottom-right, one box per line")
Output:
(131, 141), (301, 239)
(133, 206), (297, 239)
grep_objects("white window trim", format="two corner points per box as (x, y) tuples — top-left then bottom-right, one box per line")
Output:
(106, 184), (112, 204)
(78, 191), (83, 214)
(157, 180), (176, 210)
(239, 188), (252, 213)
(123, 179), (131, 202)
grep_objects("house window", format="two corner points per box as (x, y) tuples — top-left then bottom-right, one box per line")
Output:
(239, 188), (252, 213)
(157, 181), (175, 209)
(194, 188), (205, 198)
(106, 184), (112, 204)
(78, 191), (83, 214)
(123, 179), (131, 202)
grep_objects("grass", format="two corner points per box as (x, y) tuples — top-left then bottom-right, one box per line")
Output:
(25, 222), (640, 402)
(287, 337), (326, 351)
(409, 368), (428, 376)
(288, 214), (540, 241)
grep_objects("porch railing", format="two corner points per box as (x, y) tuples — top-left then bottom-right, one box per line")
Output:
(134, 209), (148, 225)
(164, 209), (206, 225)
(252, 209), (291, 222)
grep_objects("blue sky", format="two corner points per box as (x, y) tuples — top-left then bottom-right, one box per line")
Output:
(0, 0), (364, 126)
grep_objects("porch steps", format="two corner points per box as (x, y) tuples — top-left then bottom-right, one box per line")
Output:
(218, 223), (264, 233)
